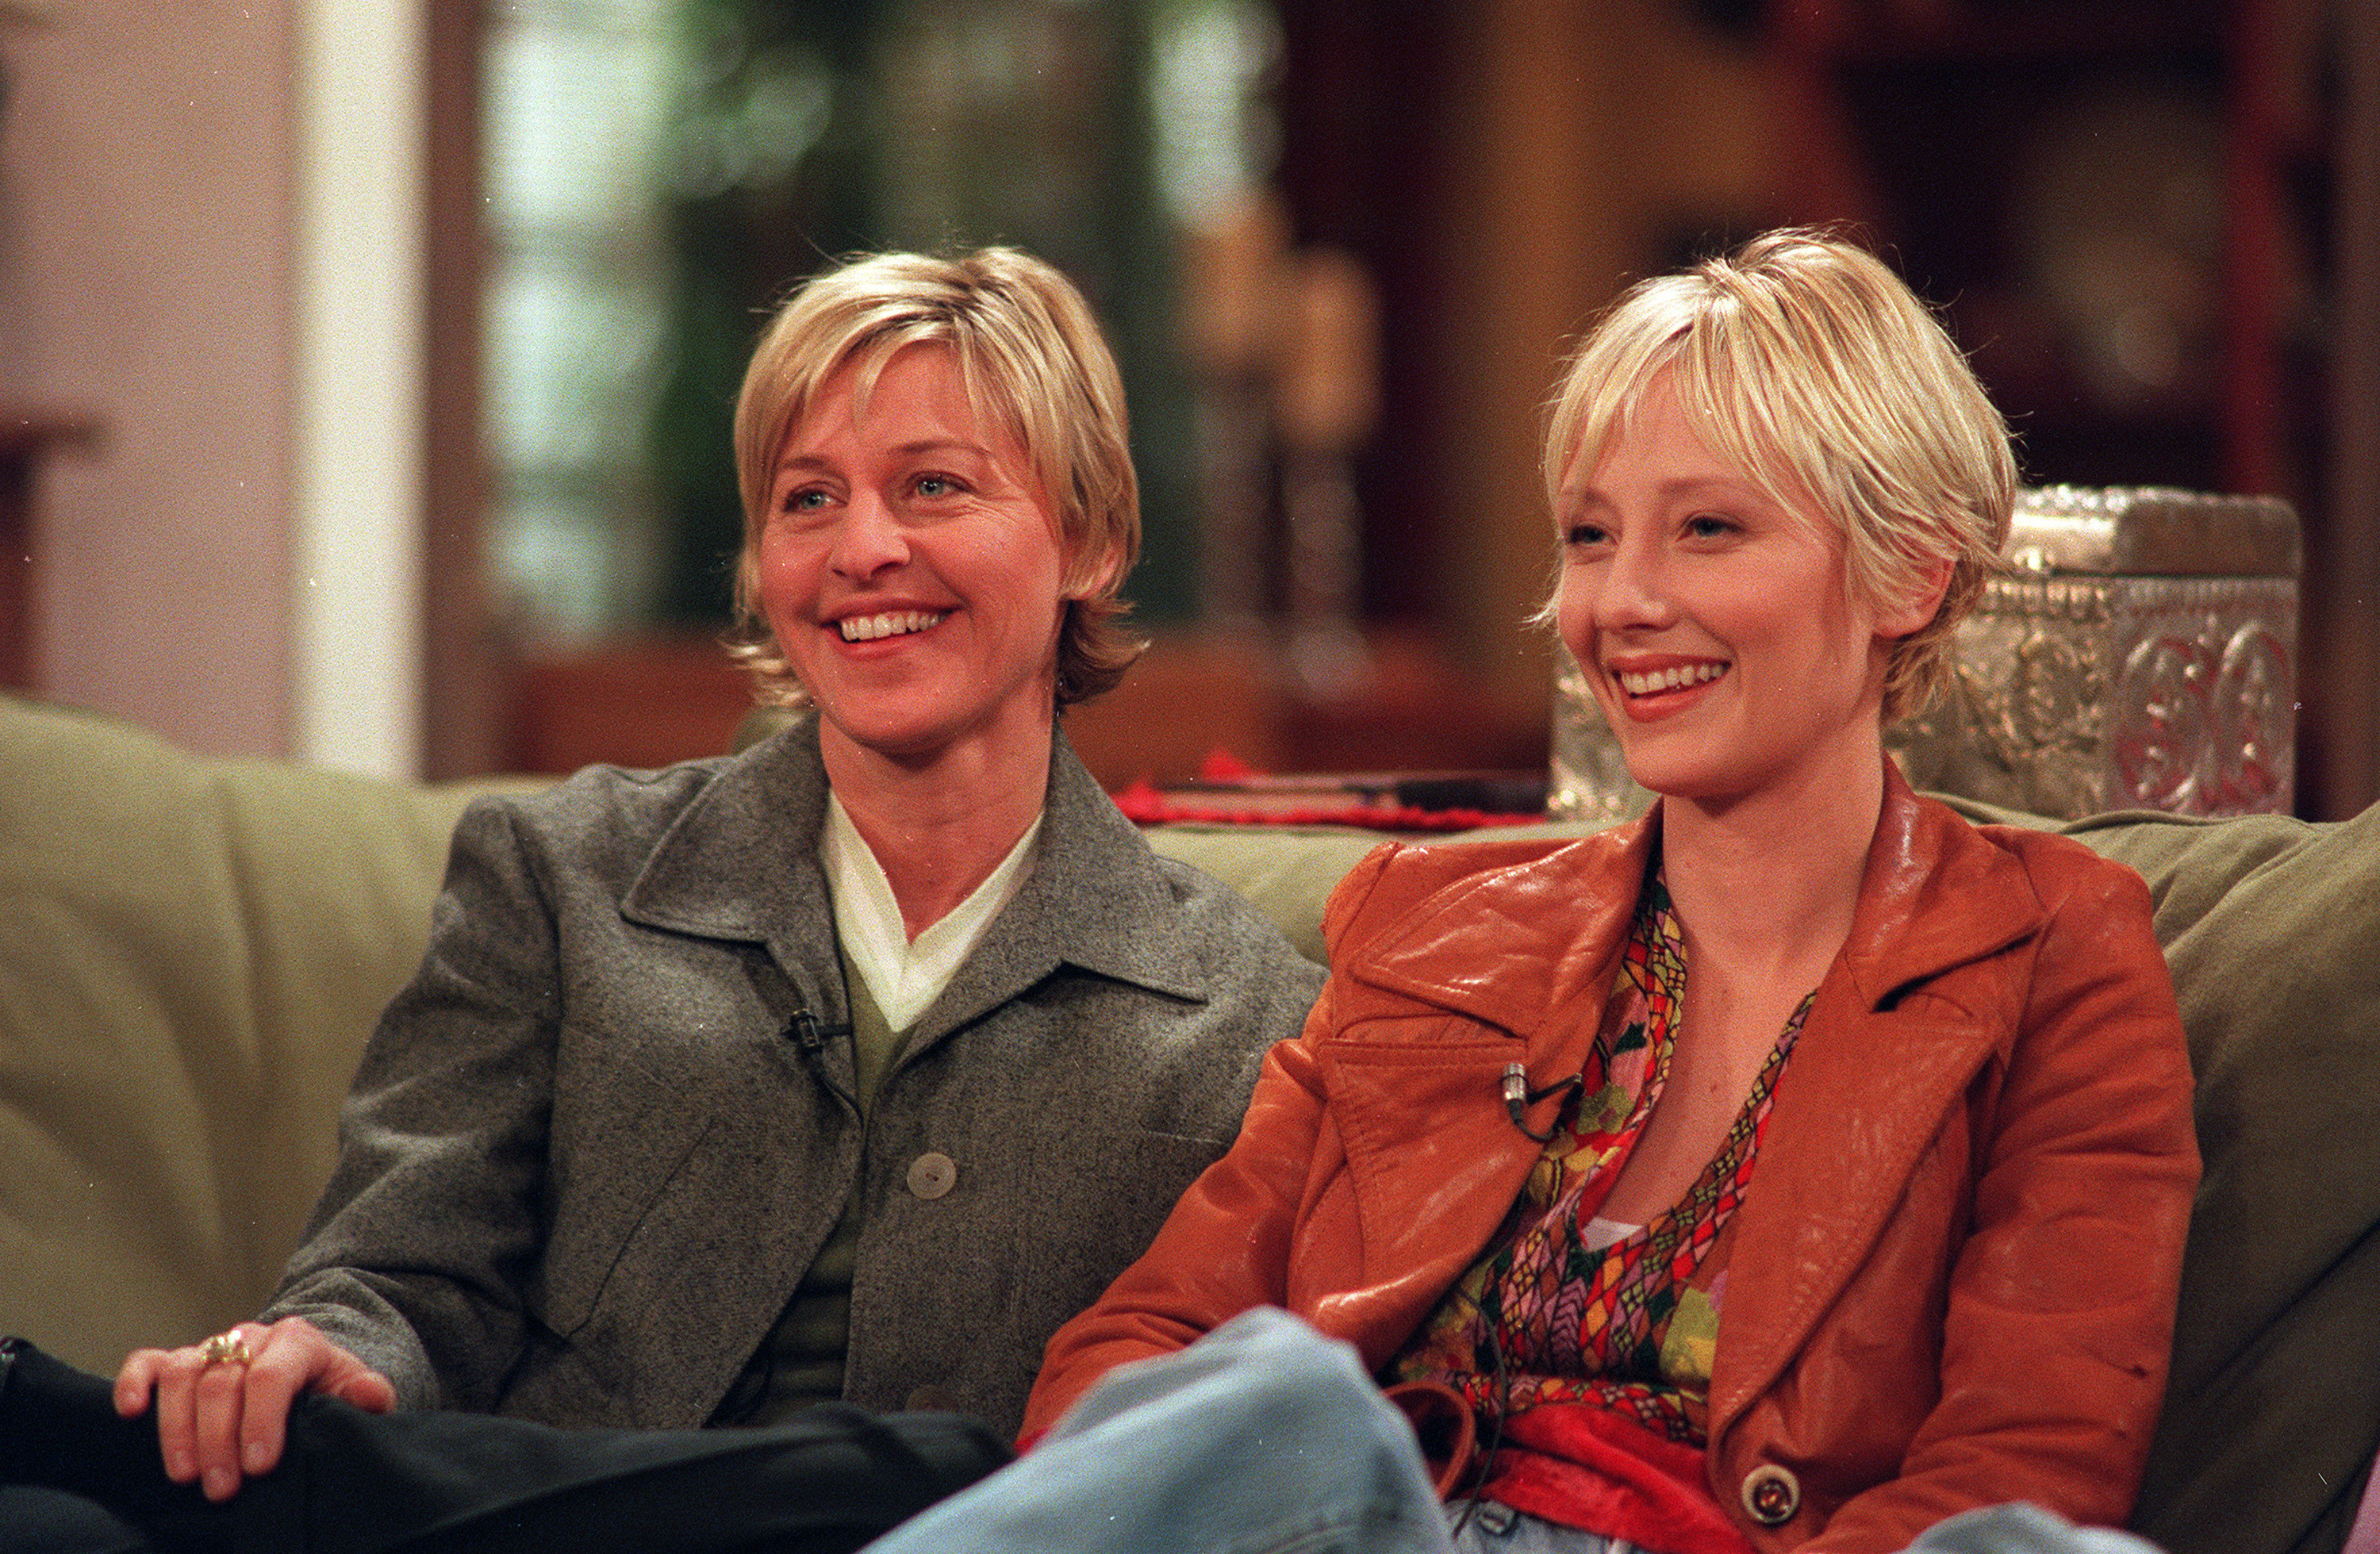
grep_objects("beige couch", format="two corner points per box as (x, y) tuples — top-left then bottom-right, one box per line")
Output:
(2, 692), (2374, 1554)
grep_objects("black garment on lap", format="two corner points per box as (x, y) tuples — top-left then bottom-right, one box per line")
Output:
(0, 1340), (1012, 1554)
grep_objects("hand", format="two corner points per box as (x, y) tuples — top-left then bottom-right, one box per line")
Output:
(113, 1316), (395, 1501)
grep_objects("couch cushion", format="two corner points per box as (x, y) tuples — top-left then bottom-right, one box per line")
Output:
(1145, 825), (1397, 966)
(0, 697), (513, 1368)
(2062, 804), (2380, 1554)
(6, 692), (2371, 1554)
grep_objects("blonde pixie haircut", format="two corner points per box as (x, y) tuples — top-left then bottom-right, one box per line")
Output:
(728, 246), (1144, 709)
(1544, 228), (2015, 721)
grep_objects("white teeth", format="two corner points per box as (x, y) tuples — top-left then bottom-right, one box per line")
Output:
(839, 610), (946, 642)
(1615, 662), (1726, 696)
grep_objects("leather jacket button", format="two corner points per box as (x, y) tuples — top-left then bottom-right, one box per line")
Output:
(906, 1152), (958, 1199)
(1741, 1463), (1800, 1525)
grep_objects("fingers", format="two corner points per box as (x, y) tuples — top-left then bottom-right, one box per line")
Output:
(189, 1327), (261, 1500)
(122, 1324), (257, 1497)
(326, 1364), (397, 1415)
(113, 1346), (170, 1418)
(112, 1318), (386, 1502)
(229, 1319), (340, 1483)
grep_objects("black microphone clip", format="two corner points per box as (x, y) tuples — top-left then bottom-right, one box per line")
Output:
(1502, 1061), (1582, 1144)
(785, 1011), (851, 1053)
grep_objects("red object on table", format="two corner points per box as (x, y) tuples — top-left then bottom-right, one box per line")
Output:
(1110, 750), (1549, 833)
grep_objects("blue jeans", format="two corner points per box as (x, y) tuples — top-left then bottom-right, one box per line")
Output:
(862, 1308), (1453, 1554)
(1908, 1504), (2168, 1554)
(857, 1307), (2167, 1554)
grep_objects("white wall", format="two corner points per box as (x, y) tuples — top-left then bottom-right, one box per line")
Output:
(1, 1), (423, 776)
(3, 2), (298, 758)
(292, 2), (424, 777)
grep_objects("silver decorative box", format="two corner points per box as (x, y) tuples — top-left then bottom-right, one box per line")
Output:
(1549, 487), (2301, 823)
(1548, 645), (1655, 827)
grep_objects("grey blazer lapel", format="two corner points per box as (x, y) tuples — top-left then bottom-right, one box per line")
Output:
(616, 718), (852, 1058)
(905, 731), (1204, 1055)
(615, 720), (1201, 1067)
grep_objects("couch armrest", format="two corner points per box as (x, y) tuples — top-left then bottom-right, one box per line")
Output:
(0, 697), (520, 1368)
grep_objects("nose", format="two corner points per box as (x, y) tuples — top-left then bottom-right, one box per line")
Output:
(1591, 528), (1674, 632)
(828, 491), (909, 581)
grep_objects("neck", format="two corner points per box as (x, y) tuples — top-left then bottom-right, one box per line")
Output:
(1657, 742), (1887, 988)
(822, 723), (1054, 938)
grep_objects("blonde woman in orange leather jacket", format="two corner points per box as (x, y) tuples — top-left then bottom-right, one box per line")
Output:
(904, 231), (2198, 1554)
(1023, 765), (2195, 1552)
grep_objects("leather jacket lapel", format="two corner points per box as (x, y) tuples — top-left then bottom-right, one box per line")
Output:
(1708, 770), (2049, 1437)
(1342, 818), (1657, 1082)
(1315, 820), (1659, 1334)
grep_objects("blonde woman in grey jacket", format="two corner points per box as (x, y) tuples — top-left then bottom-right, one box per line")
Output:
(0, 247), (1322, 1553)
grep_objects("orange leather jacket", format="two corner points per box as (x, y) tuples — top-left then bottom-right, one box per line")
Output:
(1025, 769), (2200, 1552)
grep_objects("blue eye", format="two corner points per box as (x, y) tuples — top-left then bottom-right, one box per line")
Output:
(915, 474), (953, 498)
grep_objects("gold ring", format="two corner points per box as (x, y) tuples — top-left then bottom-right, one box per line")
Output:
(198, 1330), (251, 1366)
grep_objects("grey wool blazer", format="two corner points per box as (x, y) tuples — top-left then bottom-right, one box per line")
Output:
(263, 718), (1325, 1440)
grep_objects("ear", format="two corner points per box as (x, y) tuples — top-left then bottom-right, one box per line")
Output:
(1875, 557), (1954, 641)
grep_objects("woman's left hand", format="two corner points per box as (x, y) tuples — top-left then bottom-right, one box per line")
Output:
(113, 1315), (396, 1501)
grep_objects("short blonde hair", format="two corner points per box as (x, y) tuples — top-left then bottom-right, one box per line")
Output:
(1543, 229), (2015, 720)
(728, 246), (1143, 708)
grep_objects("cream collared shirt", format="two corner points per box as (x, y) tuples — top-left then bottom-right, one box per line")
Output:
(822, 792), (1042, 1034)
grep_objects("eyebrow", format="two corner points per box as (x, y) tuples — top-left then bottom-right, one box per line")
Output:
(1561, 473), (1772, 508)
(775, 437), (993, 474)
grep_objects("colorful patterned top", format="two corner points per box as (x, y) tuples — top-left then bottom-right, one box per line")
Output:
(1393, 871), (1810, 1453)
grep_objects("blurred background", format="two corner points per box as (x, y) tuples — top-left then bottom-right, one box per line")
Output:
(2, 0), (2373, 819)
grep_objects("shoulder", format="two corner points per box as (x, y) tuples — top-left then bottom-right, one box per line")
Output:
(1883, 781), (2160, 950)
(1151, 850), (1329, 985)
(440, 758), (728, 896)
(1964, 814), (2159, 926)
(452, 724), (823, 892)
(476, 755), (733, 838)
(1035, 739), (1326, 1003)
(1042, 811), (1328, 1009)
(1321, 823), (1648, 961)
(1903, 800), (2182, 1076)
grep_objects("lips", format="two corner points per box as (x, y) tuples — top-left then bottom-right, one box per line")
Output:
(837, 609), (948, 643)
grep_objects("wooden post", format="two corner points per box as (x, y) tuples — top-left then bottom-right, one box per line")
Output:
(0, 410), (102, 693)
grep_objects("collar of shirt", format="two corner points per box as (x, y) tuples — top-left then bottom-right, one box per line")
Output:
(822, 792), (1044, 1034)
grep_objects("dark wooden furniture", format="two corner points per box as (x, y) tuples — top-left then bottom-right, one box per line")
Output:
(509, 627), (1550, 790)
(0, 409), (102, 692)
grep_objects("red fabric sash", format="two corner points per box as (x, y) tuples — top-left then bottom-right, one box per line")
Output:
(1473, 1402), (1753, 1554)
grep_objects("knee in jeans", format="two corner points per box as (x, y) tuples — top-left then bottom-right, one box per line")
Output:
(1205, 1310), (1381, 1434)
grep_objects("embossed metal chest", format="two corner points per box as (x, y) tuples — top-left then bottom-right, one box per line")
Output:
(1894, 486), (2299, 818)
(1548, 486), (2302, 823)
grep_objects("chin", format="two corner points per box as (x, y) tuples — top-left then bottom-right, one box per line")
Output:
(1617, 747), (1756, 804)
(820, 707), (949, 761)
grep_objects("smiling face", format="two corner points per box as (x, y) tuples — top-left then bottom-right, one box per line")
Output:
(755, 343), (1092, 773)
(1555, 379), (1931, 808)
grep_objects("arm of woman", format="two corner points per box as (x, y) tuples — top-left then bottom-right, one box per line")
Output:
(117, 792), (571, 1506)
(1021, 844), (1412, 1440)
(259, 795), (566, 1408)
(1810, 847), (2200, 1551)
(1019, 994), (1341, 1440)
(94, 793), (564, 1504)
(112, 795), (566, 1498)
